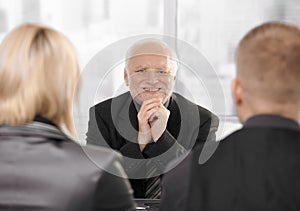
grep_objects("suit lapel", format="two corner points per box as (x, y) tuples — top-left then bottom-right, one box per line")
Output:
(114, 92), (139, 141)
(166, 94), (181, 139)
(114, 92), (182, 141)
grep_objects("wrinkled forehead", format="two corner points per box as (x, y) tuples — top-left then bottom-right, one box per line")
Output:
(126, 40), (176, 72)
(127, 54), (173, 70)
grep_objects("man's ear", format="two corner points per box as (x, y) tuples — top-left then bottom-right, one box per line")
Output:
(232, 79), (243, 106)
(124, 69), (129, 86)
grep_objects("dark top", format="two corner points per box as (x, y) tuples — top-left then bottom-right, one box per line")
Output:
(86, 92), (219, 198)
(244, 114), (299, 130)
(160, 114), (300, 211)
(0, 117), (135, 211)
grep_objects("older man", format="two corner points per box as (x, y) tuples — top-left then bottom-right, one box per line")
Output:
(160, 22), (300, 210)
(86, 39), (218, 198)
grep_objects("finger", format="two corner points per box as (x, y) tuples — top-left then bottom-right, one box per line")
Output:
(141, 98), (161, 109)
(142, 98), (162, 105)
(140, 101), (161, 113)
(141, 99), (161, 110)
(145, 109), (159, 121)
(149, 107), (170, 123)
(149, 115), (159, 125)
(138, 107), (158, 122)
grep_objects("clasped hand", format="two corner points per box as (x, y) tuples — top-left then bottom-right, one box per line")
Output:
(137, 98), (170, 151)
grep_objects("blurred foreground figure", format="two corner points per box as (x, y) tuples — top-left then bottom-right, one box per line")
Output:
(0, 24), (135, 211)
(160, 22), (300, 211)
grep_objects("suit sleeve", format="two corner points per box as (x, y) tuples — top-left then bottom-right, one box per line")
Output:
(142, 130), (186, 158)
(92, 154), (136, 211)
(142, 110), (219, 158)
(197, 111), (219, 144)
(86, 106), (105, 147)
(86, 106), (144, 159)
(160, 154), (192, 211)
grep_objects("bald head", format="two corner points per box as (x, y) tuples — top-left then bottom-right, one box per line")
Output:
(125, 39), (177, 73)
(234, 22), (300, 122)
(124, 39), (177, 105)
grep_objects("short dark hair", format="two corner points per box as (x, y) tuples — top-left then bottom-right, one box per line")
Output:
(236, 22), (300, 103)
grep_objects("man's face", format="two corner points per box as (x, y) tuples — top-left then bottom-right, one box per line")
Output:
(124, 54), (176, 105)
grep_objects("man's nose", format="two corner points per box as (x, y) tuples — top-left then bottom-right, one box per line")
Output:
(146, 71), (159, 83)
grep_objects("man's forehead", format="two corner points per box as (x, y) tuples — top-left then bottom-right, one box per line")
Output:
(129, 41), (172, 56)
(132, 64), (168, 69)
(129, 54), (170, 60)
(128, 55), (171, 67)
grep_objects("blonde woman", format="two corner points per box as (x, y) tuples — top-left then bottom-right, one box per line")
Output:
(0, 24), (135, 211)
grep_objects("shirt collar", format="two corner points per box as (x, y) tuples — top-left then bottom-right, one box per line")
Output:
(33, 115), (58, 128)
(244, 114), (299, 130)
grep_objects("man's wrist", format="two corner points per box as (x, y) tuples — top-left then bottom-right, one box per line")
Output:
(138, 131), (151, 151)
(139, 143), (146, 152)
(152, 130), (165, 142)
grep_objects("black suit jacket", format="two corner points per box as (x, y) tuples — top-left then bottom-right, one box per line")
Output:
(160, 115), (300, 211)
(86, 92), (219, 198)
(0, 119), (135, 211)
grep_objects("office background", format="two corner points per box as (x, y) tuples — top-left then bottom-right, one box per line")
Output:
(0, 0), (299, 143)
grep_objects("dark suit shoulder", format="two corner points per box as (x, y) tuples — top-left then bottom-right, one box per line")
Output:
(221, 126), (300, 146)
(62, 139), (120, 162)
(202, 127), (300, 166)
(92, 92), (131, 115)
(61, 140), (128, 178)
(93, 92), (130, 109)
(81, 144), (126, 174)
(82, 144), (122, 162)
(162, 126), (300, 211)
(94, 98), (112, 110)
(173, 92), (213, 113)
(173, 92), (217, 123)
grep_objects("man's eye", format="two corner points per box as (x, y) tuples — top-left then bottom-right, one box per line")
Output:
(136, 69), (146, 73)
(158, 70), (168, 74)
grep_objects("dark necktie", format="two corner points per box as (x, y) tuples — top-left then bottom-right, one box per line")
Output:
(145, 159), (161, 199)
(145, 176), (161, 199)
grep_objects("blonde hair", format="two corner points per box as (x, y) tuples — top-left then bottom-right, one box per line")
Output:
(236, 22), (300, 104)
(0, 23), (80, 136)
